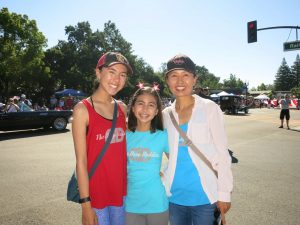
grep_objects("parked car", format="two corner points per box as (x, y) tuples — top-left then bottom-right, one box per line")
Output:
(0, 106), (73, 131)
(219, 95), (249, 115)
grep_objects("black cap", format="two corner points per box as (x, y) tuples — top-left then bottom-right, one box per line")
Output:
(97, 52), (133, 74)
(165, 54), (196, 76)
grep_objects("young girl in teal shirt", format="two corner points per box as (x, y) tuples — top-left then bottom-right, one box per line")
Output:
(125, 86), (169, 225)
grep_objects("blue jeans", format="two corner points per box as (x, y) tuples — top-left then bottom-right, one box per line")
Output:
(169, 202), (216, 225)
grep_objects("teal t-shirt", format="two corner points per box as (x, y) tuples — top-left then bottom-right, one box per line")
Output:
(126, 129), (169, 213)
(169, 123), (210, 206)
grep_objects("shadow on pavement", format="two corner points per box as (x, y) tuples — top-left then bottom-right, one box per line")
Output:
(228, 149), (238, 163)
(226, 113), (251, 117)
(0, 128), (70, 141)
(289, 128), (300, 132)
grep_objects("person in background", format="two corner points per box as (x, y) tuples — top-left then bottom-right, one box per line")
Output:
(4, 98), (20, 112)
(20, 94), (32, 106)
(58, 98), (65, 110)
(33, 102), (40, 111)
(162, 54), (233, 225)
(0, 103), (5, 112)
(125, 85), (169, 225)
(40, 101), (48, 111)
(49, 95), (58, 110)
(279, 94), (291, 129)
(267, 99), (271, 109)
(65, 96), (74, 110)
(0, 97), (5, 112)
(19, 94), (32, 111)
(194, 86), (212, 100)
(72, 52), (132, 225)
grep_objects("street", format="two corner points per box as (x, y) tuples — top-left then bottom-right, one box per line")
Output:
(0, 108), (299, 225)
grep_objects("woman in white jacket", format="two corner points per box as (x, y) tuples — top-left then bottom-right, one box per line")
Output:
(162, 54), (233, 225)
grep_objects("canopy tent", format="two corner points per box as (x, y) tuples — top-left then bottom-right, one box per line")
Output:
(254, 94), (270, 100)
(217, 91), (229, 96)
(55, 89), (87, 98)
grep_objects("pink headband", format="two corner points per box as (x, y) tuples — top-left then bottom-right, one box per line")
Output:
(136, 82), (160, 91)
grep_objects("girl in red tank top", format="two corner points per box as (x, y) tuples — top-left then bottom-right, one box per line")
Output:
(72, 52), (133, 225)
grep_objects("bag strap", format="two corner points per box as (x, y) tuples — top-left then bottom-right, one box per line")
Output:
(169, 111), (218, 177)
(88, 100), (118, 179)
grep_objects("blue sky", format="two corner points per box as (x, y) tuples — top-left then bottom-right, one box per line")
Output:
(1, 0), (299, 88)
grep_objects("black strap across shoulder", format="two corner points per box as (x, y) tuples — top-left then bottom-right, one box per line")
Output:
(88, 99), (118, 179)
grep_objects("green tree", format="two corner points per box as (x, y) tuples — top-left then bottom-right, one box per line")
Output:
(45, 21), (155, 99)
(274, 58), (293, 91)
(0, 7), (48, 100)
(291, 87), (300, 98)
(45, 21), (107, 94)
(291, 54), (300, 89)
(223, 74), (244, 88)
(257, 83), (267, 91)
(265, 84), (274, 90)
(195, 66), (222, 89)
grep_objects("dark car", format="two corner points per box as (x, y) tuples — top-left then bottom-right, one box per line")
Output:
(0, 107), (73, 131)
(219, 95), (249, 115)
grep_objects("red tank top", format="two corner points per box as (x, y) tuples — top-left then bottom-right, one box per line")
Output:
(82, 99), (127, 209)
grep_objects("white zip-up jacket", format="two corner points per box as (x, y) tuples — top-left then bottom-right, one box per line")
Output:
(162, 94), (233, 203)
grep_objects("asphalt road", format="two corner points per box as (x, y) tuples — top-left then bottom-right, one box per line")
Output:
(0, 108), (299, 225)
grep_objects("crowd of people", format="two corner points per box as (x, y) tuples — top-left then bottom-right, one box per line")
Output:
(0, 94), (82, 113)
(0, 94), (34, 112)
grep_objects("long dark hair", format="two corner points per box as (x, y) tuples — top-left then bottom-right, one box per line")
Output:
(128, 86), (164, 133)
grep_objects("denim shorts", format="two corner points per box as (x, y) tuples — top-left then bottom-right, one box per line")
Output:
(169, 202), (217, 225)
(94, 204), (125, 225)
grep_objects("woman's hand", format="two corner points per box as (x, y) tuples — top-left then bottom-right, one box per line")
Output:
(82, 203), (98, 225)
(217, 201), (231, 225)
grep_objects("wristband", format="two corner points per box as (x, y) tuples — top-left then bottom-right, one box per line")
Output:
(79, 196), (91, 204)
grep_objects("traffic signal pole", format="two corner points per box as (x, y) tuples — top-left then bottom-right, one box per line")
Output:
(257, 26), (299, 40)
(247, 21), (300, 51)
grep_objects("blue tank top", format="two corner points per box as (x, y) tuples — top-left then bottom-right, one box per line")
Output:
(169, 123), (210, 206)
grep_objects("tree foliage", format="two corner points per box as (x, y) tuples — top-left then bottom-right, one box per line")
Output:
(44, 20), (161, 99)
(291, 54), (300, 88)
(44, 21), (100, 94)
(0, 7), (48, 100)
(195, 66), (222, 89)
(222, 74), (244, 88)
(274, 58), (295, 91)
(257, 83), (267, 91)
(291, 87), (300, 97)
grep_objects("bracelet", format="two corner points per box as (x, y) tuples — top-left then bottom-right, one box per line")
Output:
(79, 196), (91, 204)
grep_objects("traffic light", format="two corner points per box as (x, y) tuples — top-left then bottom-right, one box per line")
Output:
(247, 21), (257, 43)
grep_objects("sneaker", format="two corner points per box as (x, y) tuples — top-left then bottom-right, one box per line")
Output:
(278, 126), (283, 128)
(287, 126), (290, 130)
